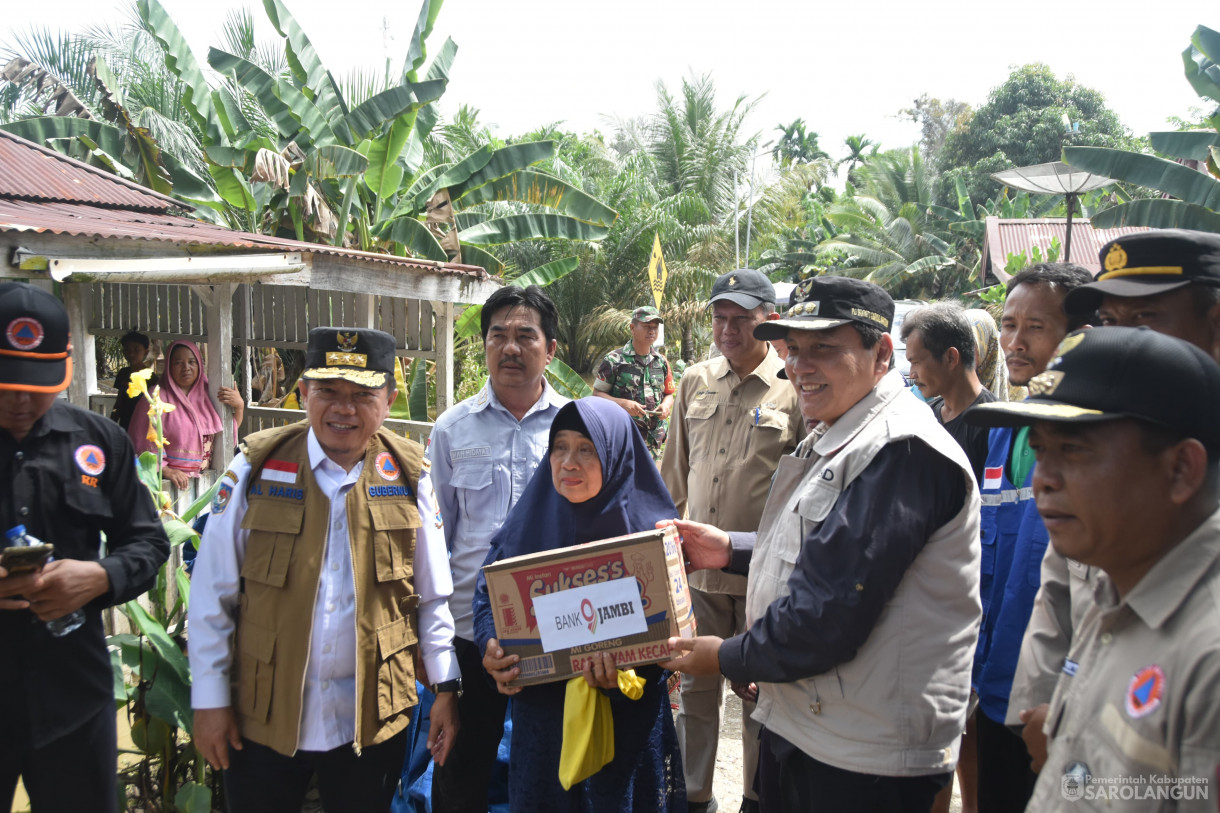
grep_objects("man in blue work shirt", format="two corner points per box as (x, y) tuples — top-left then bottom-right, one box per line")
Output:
(972, 263), (1092, 813)
(428, 285), (569, 813)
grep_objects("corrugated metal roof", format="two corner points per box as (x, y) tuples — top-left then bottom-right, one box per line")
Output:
(0, 128), (181, 212)
(983, 217), (1149, 282)
(0, 199), (490, 279)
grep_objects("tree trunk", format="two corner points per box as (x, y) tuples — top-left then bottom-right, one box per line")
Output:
(682, 323), (695, 364)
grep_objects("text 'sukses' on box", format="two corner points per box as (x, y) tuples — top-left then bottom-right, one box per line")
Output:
(482, 527), (696, 686)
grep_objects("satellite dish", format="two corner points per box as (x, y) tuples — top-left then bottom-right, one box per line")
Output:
(990, 161), (1114, 261)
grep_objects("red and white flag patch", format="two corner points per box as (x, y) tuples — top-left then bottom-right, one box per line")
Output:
(262, 459), (300, 484)
(982, 466), (1003, 490)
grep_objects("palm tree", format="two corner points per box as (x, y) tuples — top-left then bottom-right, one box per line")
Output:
(772, 118), (828, 168)
(839, 133), (878, 181)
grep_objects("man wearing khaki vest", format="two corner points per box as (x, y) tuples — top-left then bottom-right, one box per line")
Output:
(189, 327), (460, 812)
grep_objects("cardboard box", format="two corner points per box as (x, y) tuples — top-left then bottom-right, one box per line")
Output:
(482, 527), (695, 686)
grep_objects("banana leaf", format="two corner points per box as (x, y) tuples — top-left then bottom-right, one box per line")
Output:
(1149, 130), (1220, 161)
(262, 0), (347, 121)
(138, 0), (226, 146)
(1063, 146), (1220, 210)
(110, 632), (192, 732)
(455, 170), (617, 227)
(209, 165), (257, 212)
(511, 256), (579, 287)
(448, 141), (556, 202)
(1184, 26), (1220, 104)
(175, 783), (212, 813)
(409, 146), (494, 212)
(212, 85), (253, 141)
(455, 303), (482, 340)
(122, 601), (191, 685)
(377, 215), (448, 261)
(545, 357), (592, 399)
(308, 145), (369, 179)
(459, 214), (611, 246)
(407, 357), (429, 421)
(404, 0), (445, 81)
(273, 77), (338, 147)
(1088, 198), (1220, 231)
(337, 80), (446, 144)
(456, 244), (505, 276)
(363, 120), (415, 215)
(208, 48), (303, 145)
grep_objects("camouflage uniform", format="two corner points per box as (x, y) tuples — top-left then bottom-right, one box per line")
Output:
(593, 342), (675, 461)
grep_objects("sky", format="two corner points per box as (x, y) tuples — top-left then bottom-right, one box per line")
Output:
(2, 0), (1215, 175)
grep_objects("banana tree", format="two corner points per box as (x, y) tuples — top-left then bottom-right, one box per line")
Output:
(1062, 24), (1220, 231)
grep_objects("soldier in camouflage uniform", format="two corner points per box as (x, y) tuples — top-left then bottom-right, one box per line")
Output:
(593, 305), (675, 462)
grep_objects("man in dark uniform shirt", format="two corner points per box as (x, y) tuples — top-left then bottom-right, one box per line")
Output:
(0, 282), (170, 813)
(902, 301), (996, 483)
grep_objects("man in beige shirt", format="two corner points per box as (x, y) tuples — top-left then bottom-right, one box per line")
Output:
(965, 326), (1220, 812)
(661, 268), (805, 813)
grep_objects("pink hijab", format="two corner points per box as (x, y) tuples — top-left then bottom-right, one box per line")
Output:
(128, 340), (225, 475)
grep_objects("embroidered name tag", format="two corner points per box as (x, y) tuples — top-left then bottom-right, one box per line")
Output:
(248, 482), (304, 500)
(369, 484), (414, 498)
(450, 446), (490, 462)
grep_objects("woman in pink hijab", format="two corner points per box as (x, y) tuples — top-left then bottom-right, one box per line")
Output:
(128, 340), (244, 490)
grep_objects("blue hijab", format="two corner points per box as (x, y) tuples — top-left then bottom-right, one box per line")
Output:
(474, 397), (678, 649)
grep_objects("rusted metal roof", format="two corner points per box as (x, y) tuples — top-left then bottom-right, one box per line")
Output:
(0, 199), (490, 279)
(0, 128), (182, 213)
(982, 217), (1150, 282)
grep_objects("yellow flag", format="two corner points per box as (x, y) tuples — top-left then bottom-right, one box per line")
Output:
(647, 233), (668, 309)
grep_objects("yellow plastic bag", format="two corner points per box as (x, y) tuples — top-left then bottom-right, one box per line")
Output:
(558, 669), (646, 789)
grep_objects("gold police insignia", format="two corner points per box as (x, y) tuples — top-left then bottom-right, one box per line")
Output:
(336, 331), (359, 351)
(1104, 244), (1128, 273)
(729, 275), (737, 286)
(1053, 333), (1085, 362)
(1028, 370), (1065, 397)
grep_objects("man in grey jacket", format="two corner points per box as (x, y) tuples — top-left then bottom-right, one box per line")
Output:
(664, 276), (982, 813)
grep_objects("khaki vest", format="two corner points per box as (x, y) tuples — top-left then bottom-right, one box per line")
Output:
(233, 421), (425, 756)
(748, 371), (983, 777)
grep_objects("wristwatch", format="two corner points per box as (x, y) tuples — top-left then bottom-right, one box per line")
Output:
(432, 678), (463, 696)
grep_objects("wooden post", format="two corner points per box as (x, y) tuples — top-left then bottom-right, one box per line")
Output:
(205, 283), (237, 471)
(355, 292), (376, 329)
(434, 300), (455, 416)
(62, 283), (96, 409)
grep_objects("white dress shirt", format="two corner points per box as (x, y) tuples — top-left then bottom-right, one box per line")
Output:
(188, 429), (458, 752)
(427, 379), (568, 641)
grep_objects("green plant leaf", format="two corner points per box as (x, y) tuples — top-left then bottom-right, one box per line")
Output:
(545, 357), (592, 399)
(511, 256), (579, 287)
(136, 450), (163, 497)
(308, 145), (369, 179)
(138, 0), (226, 145)
(408, 357), (429, 421)
(175, 782), (213, 813)
(273, 77), (338, 146)
(1063, 146), (1220, 210)
(409, 146), (493, 212)
(376, 216), (448, 261)
(337, 80), (446, 143)
(459, 214), (610, 246)
(207, 48), (303, 145)
(404, 0), (445, 81)
(455, 304), (482, 340)
(209, 165), (257, 212)
(110, 645), (130, 706)
(1149, 130), (1220, 161)
(447, 141), (556, 201)
(123, 600), (191, 685)
(456, 244), (505, 276)
(1088, 198), (1220, 231)
(110, 632), (192, 731)
(262, 0), (346, 121)
(161, 517), (199, 549)
(181, 478), (223, 523)
(454, 170), (617, 227)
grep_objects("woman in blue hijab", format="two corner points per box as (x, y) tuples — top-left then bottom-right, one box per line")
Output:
(473, 397), (686, 812)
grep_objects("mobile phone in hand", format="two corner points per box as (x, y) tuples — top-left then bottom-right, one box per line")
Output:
(0, 544), (54, 575)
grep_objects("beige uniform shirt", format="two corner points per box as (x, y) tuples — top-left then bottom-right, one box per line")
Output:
(660, 348), (805, 594)
(1027, 508), (1220, 812)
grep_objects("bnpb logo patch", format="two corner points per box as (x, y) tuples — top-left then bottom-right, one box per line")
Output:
(1126, 665), (1165, 719)
(6, 317), (44, 350)
(375, 451), (400, 481)
(74, 445), (106, 476)
(212, 482), (233, 515)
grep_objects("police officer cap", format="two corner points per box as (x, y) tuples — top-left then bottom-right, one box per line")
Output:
(964, 326), (1220, 447)
(301, 327), (397, 389)
(708, 268), (776, 311)
(0, 282), (72, 393)
(755, 275), (894, 341)
(1063, 229), (1220, 316)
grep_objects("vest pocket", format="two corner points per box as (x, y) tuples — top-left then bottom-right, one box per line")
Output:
(240, 501), (305, 587)
(368, 502), (420, 583)
(237, 621), (276, 723)
(376, 614), (419, 719)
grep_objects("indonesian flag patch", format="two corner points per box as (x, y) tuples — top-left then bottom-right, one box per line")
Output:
(262, 459), (300, 484)
(982, 466), (1003, 491)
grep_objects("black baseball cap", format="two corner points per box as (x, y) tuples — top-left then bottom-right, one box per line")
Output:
(755, 275), (895, 341)
(301, 327), (397, 388)
(964, 326), (1220, 447)
(1063, 229), (1220, 316)
(0, 282), (72, 393)
(708, 268), (776, 310)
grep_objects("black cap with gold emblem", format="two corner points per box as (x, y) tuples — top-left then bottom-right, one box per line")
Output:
(963, 326), (1220, 446)
(708, 268), (777, 310)
(754, 275), (894, 341)
(1063, 229), (1220, 316)
(301, 327), (397, 388)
